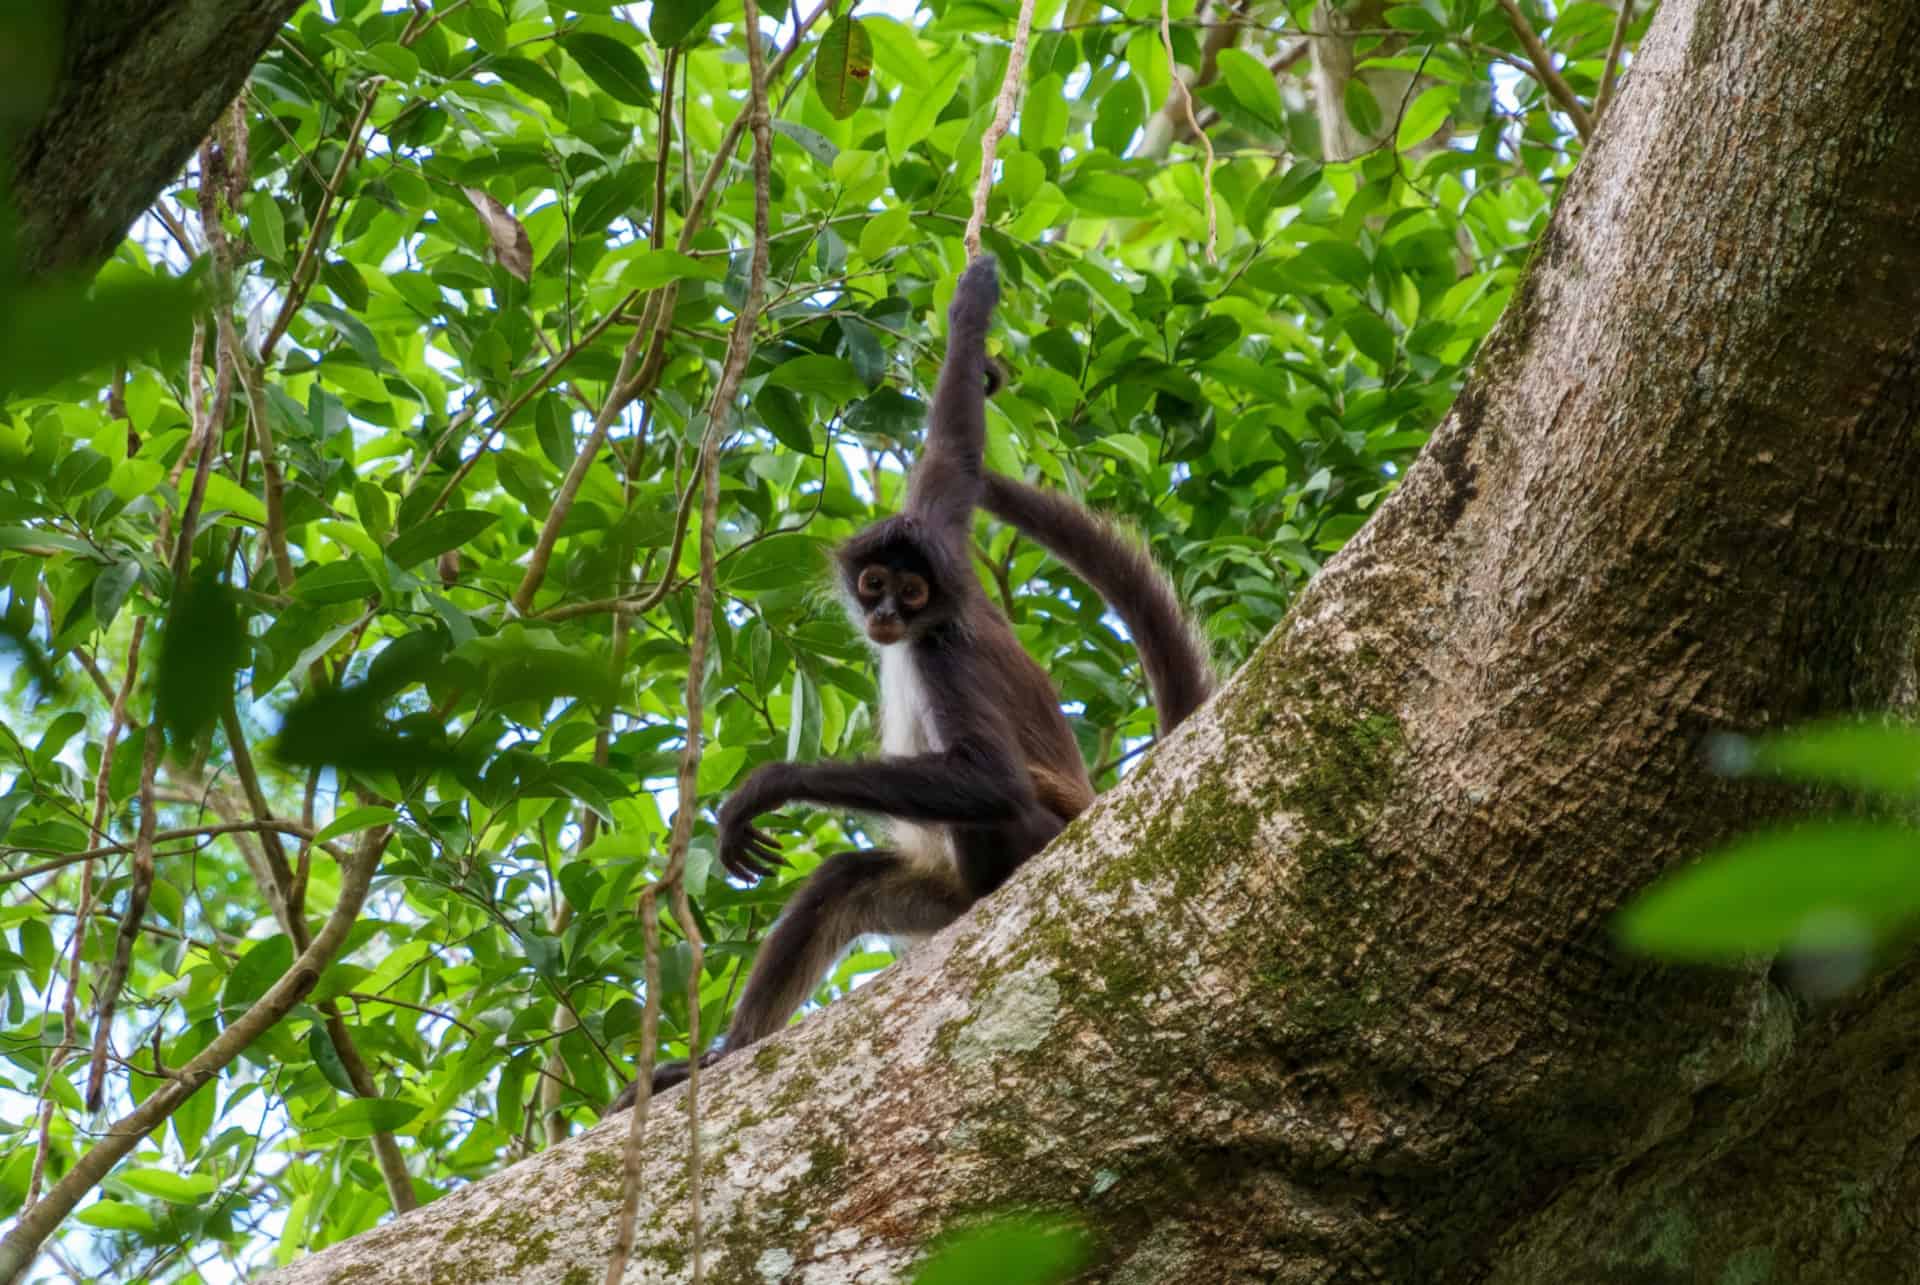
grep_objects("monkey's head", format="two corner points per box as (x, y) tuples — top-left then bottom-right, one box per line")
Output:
(836, 516), (967, 647)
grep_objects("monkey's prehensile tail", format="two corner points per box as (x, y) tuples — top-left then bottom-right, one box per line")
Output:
(982, 473), (1216, 736)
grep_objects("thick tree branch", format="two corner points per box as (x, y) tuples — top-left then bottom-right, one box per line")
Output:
(9, 0), (306, 279)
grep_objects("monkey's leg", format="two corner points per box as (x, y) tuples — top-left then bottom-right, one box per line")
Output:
(725, 847), (971, 1047)
(608, 849), (969, 1111)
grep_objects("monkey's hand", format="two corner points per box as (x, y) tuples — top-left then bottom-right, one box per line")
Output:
(717, 780), (788, 882)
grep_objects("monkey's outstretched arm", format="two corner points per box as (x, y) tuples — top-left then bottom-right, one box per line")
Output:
(717, 743), (1032, 879)
(982, 472), (1215, 736)
(905, 255), (1000, 537)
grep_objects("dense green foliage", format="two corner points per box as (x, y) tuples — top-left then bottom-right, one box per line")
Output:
(0, 0), (1633, 1276)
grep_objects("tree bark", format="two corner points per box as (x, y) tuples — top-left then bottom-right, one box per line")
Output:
(7, 0), (303, 279)
(267, 0), (1920, 1280)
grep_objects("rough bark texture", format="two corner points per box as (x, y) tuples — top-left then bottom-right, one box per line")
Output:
(267, 0), (1920, 1280)
(8, 0), (302, 279)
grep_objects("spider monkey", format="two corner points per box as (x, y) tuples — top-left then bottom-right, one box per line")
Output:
(608, 258), (1212, 1108)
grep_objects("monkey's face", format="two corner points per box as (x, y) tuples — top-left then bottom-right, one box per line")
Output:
(852, 561), (932, 646)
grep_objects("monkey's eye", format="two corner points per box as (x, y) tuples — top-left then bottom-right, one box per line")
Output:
(857, 566), (888, 598)
(898, 574), (929, 610)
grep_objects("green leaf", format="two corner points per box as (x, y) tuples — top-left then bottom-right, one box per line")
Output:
(201, 472), (269, 526)
(620, 249), (723, 290)
(885, 54), (966, 157)
(386, 509), (498, 568)
(310, 1023), (357, 1094)
(1617, 821), (1920, 960)
(773, 120), (838, 168)
(1216, 48), (1285, 132)
(1271, 161), (1323, 208)
(19, 916), (53, 990)
(1064, 172), (1152, 218)
(1021, 74), (1068, 152)
(1738, 721), (1920, 794)
(309, 1096), (423, 1138)
(1384, 4), (1446, 32)
(76, 1201), (156, 1233)
(0, 273), (201, 400)
(1342, 310), (1397, 367)
(914, 1215), (1090, 1285)
(1092, 74), (1145, 155)
(650, 0), (722, 48)
(156, 573), (246, 750)
(1396, 84), (1456, 150)
(766, 355), (865, 401)
(363, 40), (420, 82)
(814, 16), (874, 120)
(561, 33), (654, 106)
(489, 55), (569, 113)
(291, 560), (379, 605)
(245, 191), (286, 263)
(119, 1169), (217, 1203)
(314, 805), (399, 844)
(859, 206), (912, 262)
(223, 935), (295, 1013)
(1343, 78), (1384, 139)
(724, 533), (824, 593)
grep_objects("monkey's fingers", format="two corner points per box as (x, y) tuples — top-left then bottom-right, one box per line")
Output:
(726, 831), (785, 880)
(744, 827), (788, 866)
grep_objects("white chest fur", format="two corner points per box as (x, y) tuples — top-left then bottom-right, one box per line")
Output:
(878, 645), (941, 756)
(876, 645), (950, 869)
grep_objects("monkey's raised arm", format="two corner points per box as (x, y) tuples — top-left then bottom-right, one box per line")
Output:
(904, 256), (1000, 538)
(982, 473), (1216, 735)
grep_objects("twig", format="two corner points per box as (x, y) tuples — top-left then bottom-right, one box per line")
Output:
(1492, 0), (1594, 138)
(1159, 0), (1218, 261)
(0, 829), (389, 1285)
(27, 618), (146, 1203)
(258, 86), (381, 362)
(0, 820), (336, 887)
(81, 703), (160, 1112)
(1595, 0), (1634, 121)
(536, 466), (702, 622)
(964, 0), (1040, 258)
(218, 699), (418, 1212)
(607, 9), (775, 1284)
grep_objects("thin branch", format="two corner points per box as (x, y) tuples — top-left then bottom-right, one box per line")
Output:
(609, 7), (776, 1281)
(964, 0), (1040, 258)
(28, 617), (147, 1203)
(217, 700), (417, 1212)
(0, 820), (335, 887)
(81, 698), (161, 1112)
(258, 86), (380, 362)
(1492, 0), (1594, 138)
(1159, 0), (1218, 261)
(1595, 0), (1634, 120)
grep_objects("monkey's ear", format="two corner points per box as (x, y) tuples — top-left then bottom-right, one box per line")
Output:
(984, 357), (1007, 397)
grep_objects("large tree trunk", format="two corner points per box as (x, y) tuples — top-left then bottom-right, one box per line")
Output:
(8, 0), (303, 278)
(268, 0), (1920, 1280)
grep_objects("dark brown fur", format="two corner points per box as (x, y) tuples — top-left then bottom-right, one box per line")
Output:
(980, 474), (1215, 736)
(611, 261), (1213, 1109)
